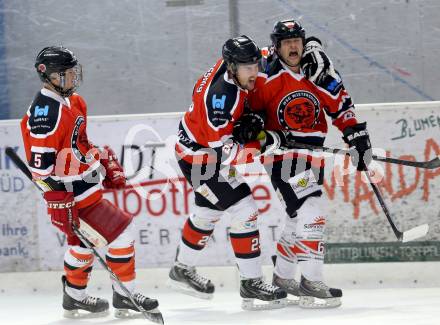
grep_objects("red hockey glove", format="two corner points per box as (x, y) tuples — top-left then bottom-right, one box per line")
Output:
(101, 146), (126, 189)
(43, 191), (80, 246)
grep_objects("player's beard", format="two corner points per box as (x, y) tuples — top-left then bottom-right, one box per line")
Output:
(244, 78), (256, 91)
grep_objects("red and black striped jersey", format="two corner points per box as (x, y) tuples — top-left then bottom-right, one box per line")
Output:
(176, 59), (261, 165)
(249, 57), (359, 163)
(20, 88), (102, 209)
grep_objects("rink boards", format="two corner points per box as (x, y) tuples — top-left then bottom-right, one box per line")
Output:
(0, 101), (439, 272)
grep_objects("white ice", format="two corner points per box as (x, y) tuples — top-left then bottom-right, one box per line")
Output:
(1, 287), (440, 325)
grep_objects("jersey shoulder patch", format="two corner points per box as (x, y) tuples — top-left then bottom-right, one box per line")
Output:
(27, 92), (62, 137)
(205, 65), (239, 128)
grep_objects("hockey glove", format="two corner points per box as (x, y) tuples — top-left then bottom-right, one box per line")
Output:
(233, 112), (265, 144)
(100, 146), (126, 189)
(301, 37), (343, 95)
(43, 191), (80, 246)
(342, 122), (372, 171)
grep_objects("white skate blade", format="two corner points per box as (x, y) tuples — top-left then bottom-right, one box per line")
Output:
(241, 298), (286, 311)
(402, 224), (429, 242)
(114, 307), (161, 318)
(299, 296), (341, 309)
(285, 294), (300, 306)
(63, 309), (109, 319)
(115, 308), (164, 324)
(166, 278), (213, 300)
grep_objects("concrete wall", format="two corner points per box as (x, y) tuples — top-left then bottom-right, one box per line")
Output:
(0, 0), (439, 119)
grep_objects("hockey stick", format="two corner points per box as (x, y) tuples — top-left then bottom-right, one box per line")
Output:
(4, 147), (164, 324)
(364, 169), (429, 242)
(276, 142), (440, 169)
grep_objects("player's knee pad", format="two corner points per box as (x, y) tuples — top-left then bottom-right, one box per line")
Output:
(225, 195), (261, 259)
(181, 205), (222, 250)
(226, 195), (259, 234)
(64, 246), (94, 289)
(294, 196), (326, 262)
(106, 222), (136, 282)
(190, 205), (222, 231)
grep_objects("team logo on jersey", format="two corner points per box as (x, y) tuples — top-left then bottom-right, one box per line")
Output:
(34, 105), (49, 117)
(212, 94), (226, 110)
(277, 91), (320, 130)
(71, 116), (94, 164)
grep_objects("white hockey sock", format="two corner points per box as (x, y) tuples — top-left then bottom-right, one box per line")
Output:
(275, 216), (298, 279)
(65, 286), (88, 302)
(295, 197), (326, 282)
(299, 260), (323, 281)
(177, 208), (221, 266)
(112, 279), (136, 296)
(275, 253), (298, 279)
(177, 238), (205, 267)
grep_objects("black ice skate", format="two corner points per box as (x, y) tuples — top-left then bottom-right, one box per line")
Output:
(167, 262), (215, 300)
(272, 273), (300, 306)
(240, 278), (287, 311)
(62, 275), (109, 318)
(299, 275), (342, 308)
(113, 289), (163, 324)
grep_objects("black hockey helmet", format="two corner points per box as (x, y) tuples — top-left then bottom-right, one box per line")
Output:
(35, 46), (82, 97)
(222, 35), (262, 66)
(270, 19), (306, 48)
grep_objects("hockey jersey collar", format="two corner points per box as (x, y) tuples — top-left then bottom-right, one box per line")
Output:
(41, 88), (71, 108)
(280, 60), (304, 81)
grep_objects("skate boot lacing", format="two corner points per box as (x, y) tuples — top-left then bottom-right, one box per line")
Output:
(82, 296), (99, 305)
(284, 278), (299, 288)
(253, 279), (277, 293)
(184, 267), (210, 287)
(133, 293), (148, 305)
(309, 281), (328, 291)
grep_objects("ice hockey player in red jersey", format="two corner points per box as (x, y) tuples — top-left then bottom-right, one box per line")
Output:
(168, 35), (287, 310)
(20, 46), (161, 318)
(237, 19), (373, 308)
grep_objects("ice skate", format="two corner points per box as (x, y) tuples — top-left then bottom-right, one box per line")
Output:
(299, 275), (342, 308)
(272, 273), (300, 306)
(113, 289), (163, 324)
(240, 277), (287, 311)
(167, 262), (215, 299)
(62, 276), (109, 318)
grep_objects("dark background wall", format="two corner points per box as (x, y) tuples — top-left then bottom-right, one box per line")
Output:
(0, 0), (438, 119)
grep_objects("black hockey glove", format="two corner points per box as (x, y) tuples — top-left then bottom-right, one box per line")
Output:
(301, 37), (343, 95)
(342, 122), (372, 171)
(233, 112), (265, 144)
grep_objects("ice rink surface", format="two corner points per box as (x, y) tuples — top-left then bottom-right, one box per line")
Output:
(1, 287), (440, 325)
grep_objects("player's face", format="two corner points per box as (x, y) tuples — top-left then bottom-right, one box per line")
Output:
(279, 37), (303, 70)
(49, 65), (83, 91)
(236, 63), (259, 90)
